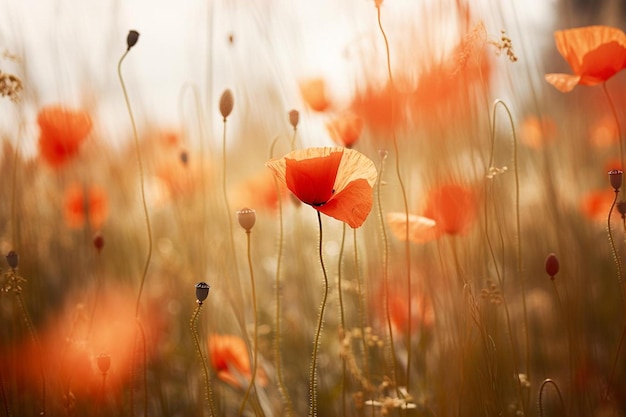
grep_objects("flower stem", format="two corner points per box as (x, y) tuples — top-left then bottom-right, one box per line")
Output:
(337, 222), (347, 417)
(309, 211), (329, 417)
(191, 304), (217, 417)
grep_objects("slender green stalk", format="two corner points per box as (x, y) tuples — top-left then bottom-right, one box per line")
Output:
(269, 137), (294, 415)
(239, 230), (263, 417)
(485, 100), (527, 416)
(118, 45), (152, 417)
(376, 4), (412, 393)
(191, 304), (217, 417)
(607, 191), (625, 311)
(337, 223), (347, 417)
(603, 82), (624, 195)
(375, 152), (400, 397)
(309, 211), (329, 417)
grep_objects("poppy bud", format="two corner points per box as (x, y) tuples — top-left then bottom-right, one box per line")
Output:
(126, 30), (140, 51)
(195, 282), (210, 304)
(545, 253), (559, 280)
(97, 353), (111, 374)
(6, 251), (18, 269)
(288, 109), (299, 129)
(609, 169), (623, 192)
(618, 201), (626, 218)
(93, 233), (104, 253)
(237, 207), (256, 232)
(219, 89), (234, 120)
(180, 150), (189, 166)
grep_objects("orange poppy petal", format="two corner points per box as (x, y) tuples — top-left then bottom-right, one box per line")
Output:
(579, 41), (626, 85)
(545, 73), (581, 93)
(326, 112), (363, 148)
(284, 151), (342, 206)
(317, 178), (373, 228)
(299, 78), (330, 112)
(423, 183), (477, 236)
(333, 148), (377, 193)
(387, 212), (438, 244)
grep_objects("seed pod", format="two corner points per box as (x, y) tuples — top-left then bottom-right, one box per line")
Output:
(219, 89), (234, 119)
(288, 109), (299, 129)
(97, 353), (111, 374)
(93, 233), (104, 253)
(6, 251), (18, 269)
(545, 253), (559, 280)
(195, 282), (211, 304)
(127, 30), (140, 50)
(237, 208), (256, 232)
(609, 169), (623, 192)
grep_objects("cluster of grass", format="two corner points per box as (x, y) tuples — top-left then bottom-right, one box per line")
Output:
(1, 1), (626, 416)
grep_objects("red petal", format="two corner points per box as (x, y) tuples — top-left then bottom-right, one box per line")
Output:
(317, 178), (373, 228)
(285, 151), (342, 206)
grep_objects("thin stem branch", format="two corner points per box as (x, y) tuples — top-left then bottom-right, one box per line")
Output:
(191, 304), (216, 417)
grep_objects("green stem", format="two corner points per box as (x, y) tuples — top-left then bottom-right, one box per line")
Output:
(337, 223), (347, 417)
(239, 231), (263, 417)
(309, 211), (329, 417)
(191, 304), (217, 417)
(376, 5), (412, 394)
(603, 82), (624, 194)
(538, 379), (565, 417)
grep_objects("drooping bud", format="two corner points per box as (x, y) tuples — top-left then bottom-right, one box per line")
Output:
(545, 253), (559, 280)
(237, 207), (256, 232)
(93, 233), (104, 253)
(609, 169), (623, 192)
(219, 89), (234, 120)
(6, 251), (18, 269)
(195, 282), (210, 304)
(97, 353), (111, 374)
(288, 109), (300, 129)
(126, 30), (140, 51)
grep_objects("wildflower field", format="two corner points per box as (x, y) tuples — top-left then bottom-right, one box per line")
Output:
(3, 0), (626, 416)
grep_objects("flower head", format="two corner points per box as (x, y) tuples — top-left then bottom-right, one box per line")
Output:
(208, 334), (266, 388)
(545, 25), (626, 92)
(266, 147), (377, 228)
(326, 112), (363, 148)
(37, 105), (92, 168)
(299, 78), (330, 112)
(64, 183), (108, 230)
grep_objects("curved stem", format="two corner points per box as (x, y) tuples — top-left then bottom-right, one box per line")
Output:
(603, 82), (624, 193)
(607, 190), (625, 312)
(117, 50), (153, 319)
(376, 4), (412, 394)
(309, 211), (329, 417)
(538, 379), (565, 417)
(191, 304), (217, 417)
(375, 152), (400, 397)
(239, 231), (263, 417)
(269, 136), (294, 415)
(337, 223), (347, 417)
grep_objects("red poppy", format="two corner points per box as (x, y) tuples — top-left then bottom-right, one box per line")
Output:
(326, 112), (363, 148)
(37, 105), (92, 167)
(580, 189), (619, 221)
(232, 169), (288, 212)
(299, 78), (330, 112)
(423, 183), (477, 237)
(266, 147), (377, 228)
(350, 83), (404, 135)
(545, 25), (626, 93)
(64, 183), (108, 229)
(208, 334), (266, 388)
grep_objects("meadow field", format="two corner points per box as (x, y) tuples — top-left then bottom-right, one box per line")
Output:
(1, 0), (626, 415)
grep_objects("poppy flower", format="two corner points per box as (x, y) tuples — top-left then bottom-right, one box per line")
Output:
(232, 169), (288, 212)
(208, 334), (266, 388)
(423, 183), (477, 237)
(37, 105), (92, 167)
(387, 212), (438, 244)
(64, 183), (108, 230)
(350, 83), (404, 136)
(545, 25), (626, 93)
(519, 115), (557, 149)
(326, 112), (363, 148)
(266, 147), (377, 228)
(580, 189), (619, 222)
(299, 78), (330, 112)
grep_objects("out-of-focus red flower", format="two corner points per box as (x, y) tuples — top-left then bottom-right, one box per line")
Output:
(266, 147), (377, 228)
(37, 105), (92, 168)
(520, 115), (557, 149)
(299, 78), (330, 112)
(545, 25), (626, 93)
(64, 183), (108, 230)
(423, 183), (478, 237)
(350, 83), (404, 136)
(232, 169), (288, 212)
(326, 112), (363, 148)
(581, 189), (619, 221)
(208, 334), (266, 388)
(589, 114), (620, 148)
